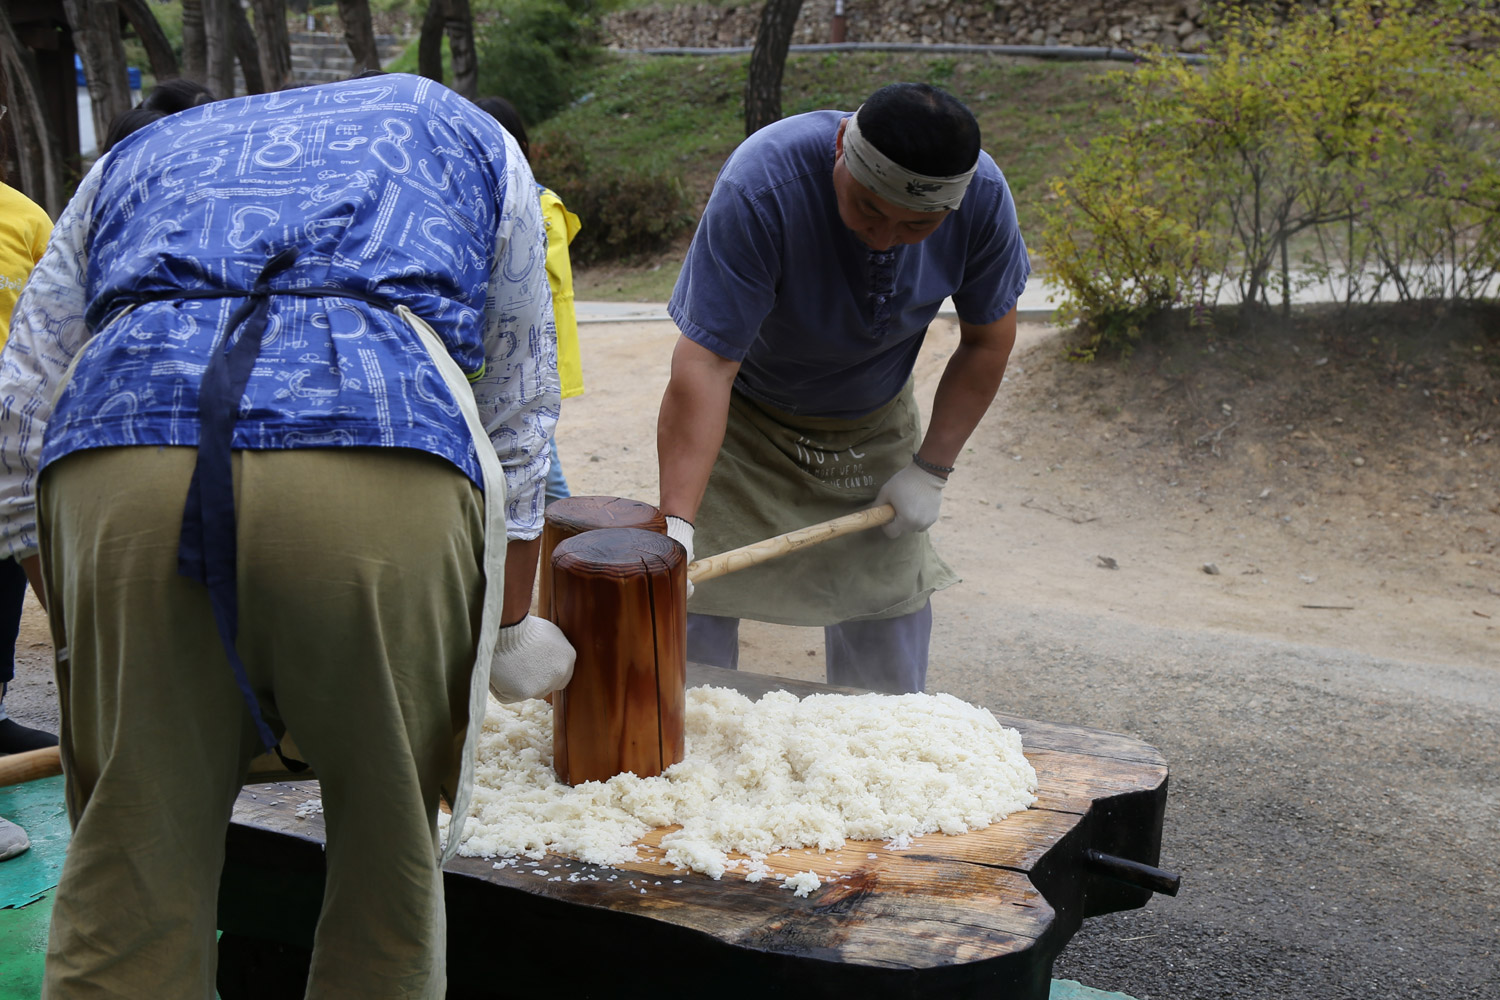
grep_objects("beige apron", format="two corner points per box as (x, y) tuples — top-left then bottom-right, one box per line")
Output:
(691, 380), (958, 626)
(399, 305), (507, 864)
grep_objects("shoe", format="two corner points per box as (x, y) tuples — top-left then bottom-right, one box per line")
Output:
(0, 716), (59, 755)
(0, 816), (29, 862)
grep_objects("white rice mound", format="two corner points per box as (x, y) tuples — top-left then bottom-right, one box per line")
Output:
(451, 685), (1039, 885)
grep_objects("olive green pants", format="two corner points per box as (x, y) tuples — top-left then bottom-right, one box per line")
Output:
(38, 446), (485, 1000)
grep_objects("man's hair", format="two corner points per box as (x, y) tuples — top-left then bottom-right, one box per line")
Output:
(473, 96), (530, 164)
(141, 77), (217, 115)
(103, 107), (166, 154)
(857, 83), (980, 177)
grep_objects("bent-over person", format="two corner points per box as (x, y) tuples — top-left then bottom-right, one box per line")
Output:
(657, 82), (1029, 694)
(0, 72), (574, 998)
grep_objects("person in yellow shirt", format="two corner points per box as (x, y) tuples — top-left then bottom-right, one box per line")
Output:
(0, 131), (58, 863)
(474, 97), (583, 503)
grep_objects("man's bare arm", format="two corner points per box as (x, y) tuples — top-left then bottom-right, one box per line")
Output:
(656, 336), (742, 522)
(918, 306), (1019, 472)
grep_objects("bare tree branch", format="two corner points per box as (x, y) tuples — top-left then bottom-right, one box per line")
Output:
(181, 0), (207, 84)
(249, 0), (293, 92)
(117, 0), (178, 82)
(446, 0), (476, 98)
(337, 0), (380, 75)
(227, 0), (265, 94)
(62, 0), (131, 149)
(744, 0), (804, 136)
(0, 8), (68, 214)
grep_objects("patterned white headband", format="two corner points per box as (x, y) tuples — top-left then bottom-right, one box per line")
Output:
(841, 106), (977, 213)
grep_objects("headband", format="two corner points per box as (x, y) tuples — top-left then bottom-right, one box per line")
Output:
(841, 107), (977, 213)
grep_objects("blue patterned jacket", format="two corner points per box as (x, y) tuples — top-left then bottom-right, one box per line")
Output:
(0, 74), (558, 559)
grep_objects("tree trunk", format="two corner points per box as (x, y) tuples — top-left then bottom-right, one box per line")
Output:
(249, 0), (293, 92)
(0, 9), (68, 215)
(227, 0), (265, 94)
(744, 0), (805, 136)
(337, 0), (380, 75)
(117, 0), (179, 82)
(202, 0), (236, 99)
(446, 0), (476, 98)
(182, 0), (207, 84)
(418, 0), (445, 83)
(62, 0), (132, 153)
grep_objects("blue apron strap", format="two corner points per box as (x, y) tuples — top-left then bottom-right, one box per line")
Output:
(178, 248), (300, 751)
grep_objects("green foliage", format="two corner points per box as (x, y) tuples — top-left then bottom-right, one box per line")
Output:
(541, 50), (1117, 231)
(532, 131), (695, 264)
(386, 34), (451, 80)
(1039, 0), (1500, 356)
(473, 0), (603, 124)
(388, 0), (605, 124)
(926, 57), (956, 82)
(121, 0), (184, 88)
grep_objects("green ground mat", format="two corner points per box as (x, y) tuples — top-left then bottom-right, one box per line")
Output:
(1, 776), (68, 911)
(1050, 979), (1140, 999)
(2, 775), (68, 999)
(0, 778), (1139, 1000)
(0, 886), (51, 997)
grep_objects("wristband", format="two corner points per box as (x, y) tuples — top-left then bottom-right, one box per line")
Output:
(911, 453), (955, 476)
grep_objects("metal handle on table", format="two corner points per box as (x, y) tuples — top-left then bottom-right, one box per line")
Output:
(1084, 849), (1182, 896)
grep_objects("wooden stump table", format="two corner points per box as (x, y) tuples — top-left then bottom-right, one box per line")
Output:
(217, 665), (1171, 1000)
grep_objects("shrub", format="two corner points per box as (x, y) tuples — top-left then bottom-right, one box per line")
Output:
(1039, 0), (1500, 356)
(532, 131), (695, 264)
(475, 0), (604, 125)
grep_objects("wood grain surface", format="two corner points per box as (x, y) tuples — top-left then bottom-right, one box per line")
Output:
(551, 527), (686, 784)
(537, 495), (665, 620)
(221, 664), (1171, 1000)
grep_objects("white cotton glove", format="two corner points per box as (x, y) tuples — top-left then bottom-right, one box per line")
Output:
(489, 616), (576, 702)
(874, 461), (948, 538)
(665, 515), (695, 598)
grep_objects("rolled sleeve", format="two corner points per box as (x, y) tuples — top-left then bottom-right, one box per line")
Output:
(0, 161), (104, 560)
(951, 162), (1031, 326)
(666, 179), (781, 363)
(472, 139), (559, 541)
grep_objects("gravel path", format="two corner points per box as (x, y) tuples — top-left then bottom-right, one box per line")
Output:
(930, 592), (1499, 999)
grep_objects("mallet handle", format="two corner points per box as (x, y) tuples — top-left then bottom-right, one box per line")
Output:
(686, 504), (897, 585)
(0, 745), (62, 788)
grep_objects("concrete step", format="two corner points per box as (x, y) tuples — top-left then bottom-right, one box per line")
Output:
(289, 31), (404, 47)
(287, 30), (411, 85)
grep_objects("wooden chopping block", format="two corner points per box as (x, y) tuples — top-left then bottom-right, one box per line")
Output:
(550, 527), (686, 785)
(538, 496), (666, 621)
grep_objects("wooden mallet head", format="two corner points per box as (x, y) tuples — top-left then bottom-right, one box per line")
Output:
(548, 525), (686, 786)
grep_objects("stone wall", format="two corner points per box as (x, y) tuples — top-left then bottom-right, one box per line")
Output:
(602, 0), (1214, 53)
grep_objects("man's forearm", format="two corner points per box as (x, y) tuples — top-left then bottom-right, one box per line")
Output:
(21, 555), (45, 613)
(919, 316), (1016, 469)
(656, 338), (738, 521)
(502, 536), (542, 625)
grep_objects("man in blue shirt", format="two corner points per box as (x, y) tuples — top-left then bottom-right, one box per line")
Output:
(658, 82), (1029, 693)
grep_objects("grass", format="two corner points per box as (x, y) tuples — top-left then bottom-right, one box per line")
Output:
(537, 50), (1126, 299)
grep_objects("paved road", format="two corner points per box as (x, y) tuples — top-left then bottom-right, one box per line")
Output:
(931, 588), (1499, 999)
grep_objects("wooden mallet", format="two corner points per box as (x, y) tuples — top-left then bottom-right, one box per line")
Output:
(0, 745), (62, 788)
(544, 499), (897, 786)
